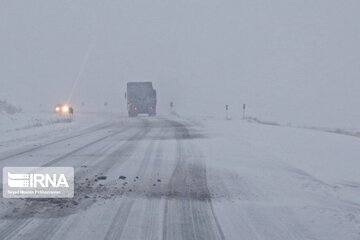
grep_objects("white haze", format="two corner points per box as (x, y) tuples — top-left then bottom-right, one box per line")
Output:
(1, 0), (359, 128)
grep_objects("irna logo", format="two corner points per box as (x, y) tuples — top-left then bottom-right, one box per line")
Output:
(3, 167), (74, 198)
(7, 172), (69, 188)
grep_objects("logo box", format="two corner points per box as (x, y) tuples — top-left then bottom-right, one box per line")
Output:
(3, 167), (74, 198)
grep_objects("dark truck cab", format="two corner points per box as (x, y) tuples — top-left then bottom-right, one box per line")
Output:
(126, 82), (157, 117)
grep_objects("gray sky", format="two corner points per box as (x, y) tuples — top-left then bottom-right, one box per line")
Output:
(1, 0), (359, 127)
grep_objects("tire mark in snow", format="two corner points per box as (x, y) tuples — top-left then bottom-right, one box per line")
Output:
(139, 126), (168, 240)
(0, 122), (113, 162)
(24, 218), (63, 240)
(91, 118), (152, 175)
(102, 123), (162, 240)
(1, 118), (221, 240)
(22, 120), (153, 240)
(26, 121), (151, 239)
(0, 120), (150, 239)
(162, 120), (225, 240)
(0, 219), (32, 240)
(42, 127), (130, 167)
(103, 199), (135, 240)
(209, 201), (226, 240)
(142, 198), (163, 240)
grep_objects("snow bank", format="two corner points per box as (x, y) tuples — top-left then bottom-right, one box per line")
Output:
(0, 99), (21, 115)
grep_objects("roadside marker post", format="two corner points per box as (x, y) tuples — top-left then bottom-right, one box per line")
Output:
(170, 101), (174, 114)
(226, 104), (229, 120)
(243, 104), (246, 120)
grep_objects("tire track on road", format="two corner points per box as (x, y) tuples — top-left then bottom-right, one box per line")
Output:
(103, 199), (135, 240)
(0, 122), (114, 162)
(0, 219), (32, 240)
(162, 120), (225, 240)
(0, 120), (150, 240)
(41, 127), (130, 167)
(102, 122), (162, 240)
(23, 119), (152, 240)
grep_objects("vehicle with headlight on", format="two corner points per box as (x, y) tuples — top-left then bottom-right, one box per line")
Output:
(55, 103), (71, 114)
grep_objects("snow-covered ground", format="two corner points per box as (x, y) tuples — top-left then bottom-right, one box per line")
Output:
(0, 114), (359, 239)
(0, 112), (119, 157)
(199, 117), (360, 239)
(202, 116), (360, 186)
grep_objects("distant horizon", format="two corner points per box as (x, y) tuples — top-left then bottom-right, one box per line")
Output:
(1, 0), (359, 128)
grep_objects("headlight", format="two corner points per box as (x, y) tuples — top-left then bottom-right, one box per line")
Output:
(55, 107), (60, 112)
(62, 105), (69, 113)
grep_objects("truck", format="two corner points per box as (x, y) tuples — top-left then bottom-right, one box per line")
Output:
(126, 82), (157, 117)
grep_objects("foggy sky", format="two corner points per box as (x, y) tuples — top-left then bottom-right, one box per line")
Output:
(1, 0), (359, 127)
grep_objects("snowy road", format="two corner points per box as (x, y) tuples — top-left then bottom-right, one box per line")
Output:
(0, 116), (359, 239)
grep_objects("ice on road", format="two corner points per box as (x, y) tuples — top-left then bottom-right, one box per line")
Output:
(0, 115), (359, 240)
